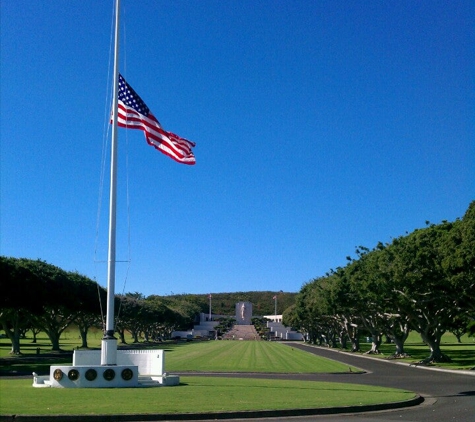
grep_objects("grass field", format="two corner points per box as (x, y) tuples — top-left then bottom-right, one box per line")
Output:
(1, 329), (473, 371)
(1, 327), (471, 417)
(0, 327), (475, 373)
(0, 338), (359, 375)
(356, 332), (475, 370)
(0, 377), (417, 416)
(0, 333), (420, 417)
(165, 340), (357, 373)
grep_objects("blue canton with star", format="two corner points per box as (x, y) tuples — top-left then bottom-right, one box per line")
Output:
(118, 74), (150, 116)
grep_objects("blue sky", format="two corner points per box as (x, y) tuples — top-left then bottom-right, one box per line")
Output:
(1, 1), (473, 297)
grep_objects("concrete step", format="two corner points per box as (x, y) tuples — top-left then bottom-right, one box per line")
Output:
(222, 325), (260, 340)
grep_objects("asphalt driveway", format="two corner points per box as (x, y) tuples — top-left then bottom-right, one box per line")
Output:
(285, 343), (475, 421)
(176, 342), (474, 422)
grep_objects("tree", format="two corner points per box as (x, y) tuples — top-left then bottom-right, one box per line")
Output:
(115, 295), (144, 344)
(292, 281), (325, 345)
(324, 267), (362, 352)
(389, 222), (460, 363)
(344, 250), (385, 354)
(29, 326), (43, 344)
(292, 202), (475, 362)
(348, 245), (411, 356)
(1, 257), (106, 352)
(148, 296), (193, 339)
(17, 260), (101, 351)
(0, 257), (45, 354)
(442, 201), (475, 313)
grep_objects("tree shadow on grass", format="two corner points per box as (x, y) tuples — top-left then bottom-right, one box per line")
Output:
(0, 354), (73, 376)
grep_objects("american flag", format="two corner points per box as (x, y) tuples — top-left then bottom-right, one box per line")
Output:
(116, 74), (196, 165)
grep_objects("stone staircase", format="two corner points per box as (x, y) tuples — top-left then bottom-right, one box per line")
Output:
(222, 325), (260, 340)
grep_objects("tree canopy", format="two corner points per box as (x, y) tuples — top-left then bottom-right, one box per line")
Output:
(288, 201), (475, 363)
(2, 202), (473, 360)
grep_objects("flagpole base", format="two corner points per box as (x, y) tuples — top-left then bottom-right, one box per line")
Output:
(101, 337), (117, 366)
(32, 349), (179, 388)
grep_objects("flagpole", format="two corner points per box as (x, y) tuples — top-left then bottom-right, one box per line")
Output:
(274, 296), (277, 316)
(209, 294), (212, 320)
(102, 0), (120, 366)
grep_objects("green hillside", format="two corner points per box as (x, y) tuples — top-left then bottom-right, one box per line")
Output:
(158, 291), (297, 316)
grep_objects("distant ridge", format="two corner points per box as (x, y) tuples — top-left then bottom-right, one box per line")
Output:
(155, 291), (297, 316)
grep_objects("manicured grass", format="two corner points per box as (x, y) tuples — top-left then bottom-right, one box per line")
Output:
(1, 330), (473, 370)
(0, 341), (359, 375)
(0, 334), (418, 417)
(0, 331), (360, 374)
(0, 377), (416, 416)
(0, 354), (73, 376)
(356, 332), (475, 370)
(165, 340), (357, 373)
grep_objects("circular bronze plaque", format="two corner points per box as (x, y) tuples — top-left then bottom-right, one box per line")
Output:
(121, 368), (134, 381)
(53, 369), (63, 381)
(68, 369), (80, 381)
(85, 368), (97, 381)
(103, 368), (115, 381)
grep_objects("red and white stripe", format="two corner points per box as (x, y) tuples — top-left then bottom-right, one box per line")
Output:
(117, 102), (196, 165)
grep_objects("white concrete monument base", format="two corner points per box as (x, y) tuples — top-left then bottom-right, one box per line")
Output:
(32, 349), (179, 388)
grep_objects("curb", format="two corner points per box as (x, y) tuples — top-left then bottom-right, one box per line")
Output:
(0, 395), (424, 421)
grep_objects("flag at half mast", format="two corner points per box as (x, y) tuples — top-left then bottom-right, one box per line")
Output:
(116, 74), (196, 165)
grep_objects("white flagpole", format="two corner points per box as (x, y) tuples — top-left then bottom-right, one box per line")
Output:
(209, 294), (212, 320)
(102, 0), (120, 366)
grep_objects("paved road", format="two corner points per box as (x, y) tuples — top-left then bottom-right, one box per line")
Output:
(175, 343), (475, 422)
(288, 343), (474, 421)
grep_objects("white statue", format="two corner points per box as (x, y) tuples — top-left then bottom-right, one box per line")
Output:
(241, 303), (246, 319)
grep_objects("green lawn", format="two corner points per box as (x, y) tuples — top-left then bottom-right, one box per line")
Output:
(166, 340), (358, 373)
(0, 377), (416, 416)
(1, 329), (473, 371)
(356, 332), (475, 370)
(0, 334), (419, 417)
(1, 329), (474, 373)
(0, 340), (359, 375)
